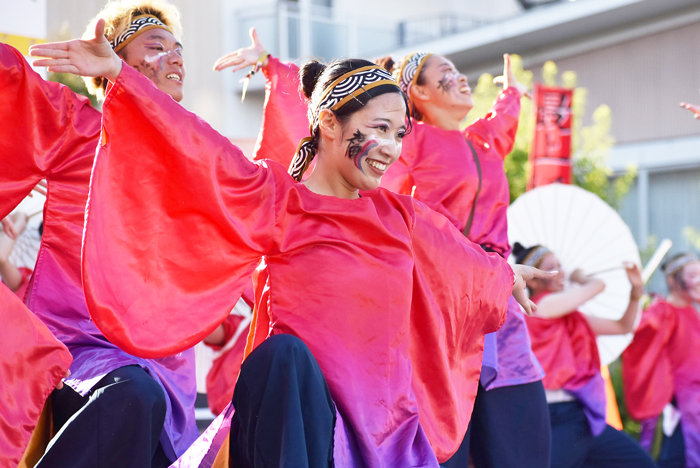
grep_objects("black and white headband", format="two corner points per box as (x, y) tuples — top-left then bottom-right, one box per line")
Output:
(288, 65), (399, 181)
(111, 15), (172, 53)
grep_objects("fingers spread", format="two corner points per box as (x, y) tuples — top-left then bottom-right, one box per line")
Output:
(29, 47), (69, 58)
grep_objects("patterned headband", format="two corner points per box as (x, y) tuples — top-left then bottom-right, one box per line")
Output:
(663, 254), (698, 277)
(395, 52), (432, 95)
(288, 65), (400, 181)
(521, 245), (551, 268)
(111, 15), (172, 53)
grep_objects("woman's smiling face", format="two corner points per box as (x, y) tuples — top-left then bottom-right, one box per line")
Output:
(331, 92), (408, 191)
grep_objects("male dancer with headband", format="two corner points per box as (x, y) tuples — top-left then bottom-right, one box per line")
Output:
(0, 1), (196, 466)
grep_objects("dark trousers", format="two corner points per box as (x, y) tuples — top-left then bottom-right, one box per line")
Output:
(37, 365), (170, 468)
(443, 380), (551, 468)
(549, 401), (656, 468)
(658, 422), (685, 468)
(229, 334), (336, 468)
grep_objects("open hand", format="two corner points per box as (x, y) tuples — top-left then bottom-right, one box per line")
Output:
(29, 18), (122, 81)
(493, 54), (530, 99)
(512, 264), (557, 316)
(624, 262), (644, 300)
(213, 27), (267, 73)
(680, 102), (700, 120)
(1, 212), (28, 240)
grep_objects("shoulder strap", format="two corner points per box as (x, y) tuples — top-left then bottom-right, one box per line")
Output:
(462, 139), (482, 238)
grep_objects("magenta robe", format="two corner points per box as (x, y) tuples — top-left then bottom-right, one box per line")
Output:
(0, 43), (198, 460)
(0, 283), (71, 466)
(82, 63), (514, 466)
(623, 298), (700, 466)
(382, 88), (544, 389)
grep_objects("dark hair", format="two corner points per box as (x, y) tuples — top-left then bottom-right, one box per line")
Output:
(662, 253), (693, 291)
(299, 58), (412, 139)
(375, 56), (395, 73)
(512, 242), (535, 265)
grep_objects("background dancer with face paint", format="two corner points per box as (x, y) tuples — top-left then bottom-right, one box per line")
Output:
(31, 25), (558, 467)
(0, 1), (198, 466)
(513, 243), (656, 468)
(623, 253), (700, 468)
(372, 52), (548, 468)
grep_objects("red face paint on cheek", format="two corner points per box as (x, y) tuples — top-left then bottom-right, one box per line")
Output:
(353, 140), (378, 173)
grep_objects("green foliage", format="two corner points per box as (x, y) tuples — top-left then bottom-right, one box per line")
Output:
(464, 57), (636, 206)
(47, 72), (100, 109)
(684, 226), (700, 250)
(46, 22), (100, 109)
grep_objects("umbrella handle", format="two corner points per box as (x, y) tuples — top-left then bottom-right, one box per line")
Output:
(641, 239), (673, 284)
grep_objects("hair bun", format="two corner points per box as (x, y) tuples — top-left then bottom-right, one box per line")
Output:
(375, 56), (395, 73)
(300, 60), (327, 99)
(512, 242), (526, 257)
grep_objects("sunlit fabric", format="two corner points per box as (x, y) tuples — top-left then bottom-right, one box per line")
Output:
(83, 64), (514, 466)
(0, 284), (71, 467)
(0, 44), (197, 460)
(252, 57), (310, 166)
(528, 292), (607, 436)
(622, 299), (700, 467)
(204, 285), (254, 416)
(382, 88), (544, 389)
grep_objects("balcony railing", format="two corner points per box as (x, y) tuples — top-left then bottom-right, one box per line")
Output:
(234, 2), (488, 62)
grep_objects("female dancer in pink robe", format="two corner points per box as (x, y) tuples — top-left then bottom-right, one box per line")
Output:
(31, 24), (554, 467)
(623, 253), (700, 467)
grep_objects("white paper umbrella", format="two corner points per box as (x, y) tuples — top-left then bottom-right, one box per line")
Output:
(507, 183), (641, 365)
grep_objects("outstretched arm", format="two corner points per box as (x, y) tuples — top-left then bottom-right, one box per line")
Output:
(466, 54), (525, 160)
(213, 27), (309, 165)
(680, 101), (700, 120)
(585, 263), (644, 335)
(0, 213), (28, 291)
(29, 18), (122, 81)
(534, 269), (606, 319)
(0, 44), (98, 218)
(35, 29), (291, 357)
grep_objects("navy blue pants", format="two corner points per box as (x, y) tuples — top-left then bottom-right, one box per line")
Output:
(443, 380), (551, 468)
(229, 334), (336, 468)
(549, 402), (656, 468)
(37, 365), (170, 468)
(657, 422), (685, 468)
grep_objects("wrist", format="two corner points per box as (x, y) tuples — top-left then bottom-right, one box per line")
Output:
(105, 57), (123, 83)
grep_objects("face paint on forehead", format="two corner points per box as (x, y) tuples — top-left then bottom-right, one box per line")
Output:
(346, 129), (377, 174)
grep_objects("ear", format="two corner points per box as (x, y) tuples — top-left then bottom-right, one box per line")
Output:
(317, 109), (342, 142)
(410, 84), (431, 103)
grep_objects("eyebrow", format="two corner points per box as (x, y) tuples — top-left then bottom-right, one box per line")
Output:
(145, 33), (184, 49)
(373, 118), (406, 130)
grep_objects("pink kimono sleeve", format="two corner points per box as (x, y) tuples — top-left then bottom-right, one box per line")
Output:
(0, 284), (72, 467)
(0, 43), (100, 216)
(622, 302), (676, 420)
(83, 64), (290, 359)
(252, 57), (310, 168)
(465, 87), (521, 160)
(409, 200), (512, 460)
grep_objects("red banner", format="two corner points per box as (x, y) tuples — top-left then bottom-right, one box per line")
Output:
(528, 83), (574, 189)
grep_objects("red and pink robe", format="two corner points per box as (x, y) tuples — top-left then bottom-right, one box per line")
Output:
(0, 43), (198, 461)
(623, 298), (700, 466)
(81, 62), (515, 467)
